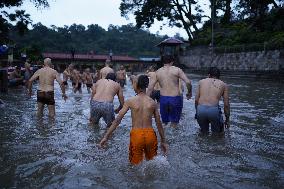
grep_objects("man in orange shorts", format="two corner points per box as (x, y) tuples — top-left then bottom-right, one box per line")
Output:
(99, 75), (168, 165)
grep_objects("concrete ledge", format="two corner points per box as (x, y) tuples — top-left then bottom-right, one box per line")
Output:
(185, 69), (284, 80)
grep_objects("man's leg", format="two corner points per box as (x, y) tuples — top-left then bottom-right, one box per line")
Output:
(159, 96), (169, 125)
(196, 105), (210, 134)
(169, 96), (183, 127)
(37, 102), (44, 117)
(47, 105), (55, 118)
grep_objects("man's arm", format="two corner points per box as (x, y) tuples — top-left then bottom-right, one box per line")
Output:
(55, 72), (67, 100)
(115, 86), (125, 113)
(99, 101), (130, 147)
(146, 74), (157, 96)
(91, 83), (97, 99)
(99, 70), (103, 79)
(178, 69), (192, 99)
(223, 84), (230, 128)
(27, 70), (40, 96)
(195, 82), (200, 119)
(154, 104), (168, 155)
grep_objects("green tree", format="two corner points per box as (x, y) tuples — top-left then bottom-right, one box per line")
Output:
(0, 0), (49, 43)
(120, 0), (205, 41)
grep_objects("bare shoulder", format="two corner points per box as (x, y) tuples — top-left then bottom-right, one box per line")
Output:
(126, 96), (137, 106)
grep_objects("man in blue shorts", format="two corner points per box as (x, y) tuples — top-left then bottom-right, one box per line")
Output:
(195, 67), (230, 134)
(147, 55), (192, 127)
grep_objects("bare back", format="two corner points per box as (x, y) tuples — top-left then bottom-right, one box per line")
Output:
(100, 67), (114, 79)
(198, 78), (226, 106)
(31, 67), (58, 91)
(127, 94), (156, 128)
(156, 66), (182, 96)
(92, 79), (120, 102)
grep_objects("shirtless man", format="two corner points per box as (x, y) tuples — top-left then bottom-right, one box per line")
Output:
(24, 62), (32, 87)
(9, 66), (23, 86)
(90, 73), (124, 127)
(99, 75), (168, 165)
(100, 59), (114, 79)
(72, 69), (83, 94)
(28, 58), (67, 118)
(116, 65), (126, 88)
(83, 68), (93, 93)
(93, 69), (100, 83)
(147, 55), (192, 127)
(62, 64), (74, 88)
(147, 66), (160, 103)
(195, 67), (230, 133)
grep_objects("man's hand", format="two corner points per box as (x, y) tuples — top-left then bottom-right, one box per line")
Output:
(114, 108), (120, 114)
(27, 90), (33, 98)
(160, 142), (169, 156)
(186, 92), (192, 100)
(224, 119), (230, 129)
(62, 94), (68, 101)
(98, 137), (107, 148)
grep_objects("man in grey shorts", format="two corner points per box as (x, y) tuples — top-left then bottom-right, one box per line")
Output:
(90, 73), (124, 126)
(195, 67), (230, 133)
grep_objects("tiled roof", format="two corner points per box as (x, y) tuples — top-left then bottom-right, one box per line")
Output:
(157, 37), (184, 47)
(42, 53), (138, 61)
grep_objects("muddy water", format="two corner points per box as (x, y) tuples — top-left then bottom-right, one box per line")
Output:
(0, 74), (283, 188)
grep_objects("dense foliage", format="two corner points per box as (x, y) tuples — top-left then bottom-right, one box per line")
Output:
(9, 23), (167, 59)
(0, 0), (49, 43)
(120, 0), (284, 47)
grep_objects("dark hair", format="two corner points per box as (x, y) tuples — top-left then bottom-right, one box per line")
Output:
(163, 55), (174, 64)
(105, 72), (116, 81)
(137, 75), (149, 90)
(208, 67), (220, 79)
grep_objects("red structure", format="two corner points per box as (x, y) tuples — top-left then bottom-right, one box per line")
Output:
(42, 53), (139, 63)
(42, 52), (157, 73)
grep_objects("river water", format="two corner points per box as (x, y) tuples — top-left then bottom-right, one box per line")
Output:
(0, 74), (283, 189)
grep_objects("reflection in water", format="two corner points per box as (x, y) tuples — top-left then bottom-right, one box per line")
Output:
(0, 76), (283, 188)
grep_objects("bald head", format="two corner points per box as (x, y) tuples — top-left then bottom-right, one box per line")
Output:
(44, 58), (52, 67)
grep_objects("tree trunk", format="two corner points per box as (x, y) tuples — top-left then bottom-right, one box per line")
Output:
(222, 0), (232, 24)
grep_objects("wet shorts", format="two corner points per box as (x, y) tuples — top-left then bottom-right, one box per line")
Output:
(150, 90), (160, 102)
(196, 104), (224, 133)
(160, 95), (183, 124)
(117, 79), (126, 87)
(37, 90), (55, 105)
(90, 100), (115, 126)
(129, 128), (158, 165)
(86, 83), (93, 88)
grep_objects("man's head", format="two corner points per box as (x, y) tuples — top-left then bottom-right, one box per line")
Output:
(163, 55), (174, 65)
(85, 68), (90, 73)
(44, 58), (52, 67)
(136, 75), (149, 92)
(24, 62), (30, 69)
(105, 72), (116, 81)
(208, 67), (220, 79)
(68, 63), (74, 70)
(149, 65), (157, 72)
(120, 65), (124, 70)
(105, 59), (111, 66)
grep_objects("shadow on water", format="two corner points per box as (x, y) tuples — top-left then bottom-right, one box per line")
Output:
(0, 76), (283, 188)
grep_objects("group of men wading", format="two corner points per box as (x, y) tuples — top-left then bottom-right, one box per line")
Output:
(28, 55), (230, 165)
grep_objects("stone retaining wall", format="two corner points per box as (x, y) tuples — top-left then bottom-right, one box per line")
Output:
(180, 47), (284, 72)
